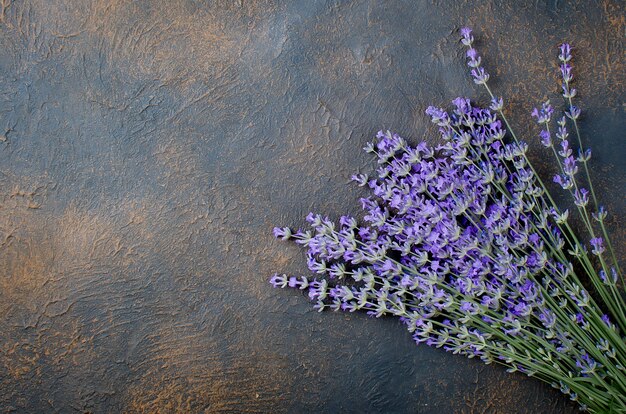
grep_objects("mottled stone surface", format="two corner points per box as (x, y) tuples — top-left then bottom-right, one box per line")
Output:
(0, 1), (623, 413)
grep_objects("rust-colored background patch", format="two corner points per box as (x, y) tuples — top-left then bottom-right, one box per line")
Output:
(0, 1), (623, 413)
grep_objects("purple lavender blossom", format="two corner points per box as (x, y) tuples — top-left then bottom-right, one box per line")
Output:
(589, 237), (605, 256)
(459, 28), (490, 85)
(351, 173), (369, 186)
(269, 273), (288, 288)
(560, 63), (573, 82)
(562, 83), (577, 99)
(562, 155), (578, 176)
(577, 148), (591, 162)
(553, 174), (573, 190)
(470, 67), (490, 85)
(566, 105), (581, 120)
(531, 101), (554, 124)
(576, 352), (600, 375)
(460, 27), (474, 46)
(559, 43), (572, 62)
(592, 206), (607, 222)
(273, 226), (292, 240)
(466, 48), (481, 67)
(490, 97), (503, 112)
(539, 130), (552, 147)
(573, 188), (589, 207)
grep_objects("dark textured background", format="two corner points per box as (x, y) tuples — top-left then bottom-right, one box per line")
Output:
(0, 1), (624, 413)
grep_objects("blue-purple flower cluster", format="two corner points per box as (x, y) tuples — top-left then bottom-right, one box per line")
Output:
(271, 28), (625, 413)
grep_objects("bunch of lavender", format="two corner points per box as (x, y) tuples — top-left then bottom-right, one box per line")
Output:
(270, 28), (625, 413)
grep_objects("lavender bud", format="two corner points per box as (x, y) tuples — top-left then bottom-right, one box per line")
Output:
(559, 43), (572, 63)
(589, 237), (605, 256)
(573, 188), (589, 207)
(426, 106), (451, 127)
(471, 67), (490, 85)
(551, 208), (569, 224)
(539, 130), (552, 147)
(273, 226), (292, 240)
(576, 352), (600, 375)
(560, 63), (573, 83)
(566, 105), (581, 120)
(562, 156), (578, 177)
(270, 273), (288, 288)
(592, 206), (607, 222)
(363, 142), (375, 153)
(577, 148), (591, 162)
(531, 101), (554, 124)
(352, 173), (369, 186)
(460, 27), (474, 45)
(490, 97), (504, 112)
(306, 212), (323, 227)
(562, 85), (577, 99)
(553, 174), (573, 190)
(466, 48), (482, 67)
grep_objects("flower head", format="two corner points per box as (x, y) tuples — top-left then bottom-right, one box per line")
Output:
(269, 273), (288, 288)
(566, 105), (581, 120)
(489, 97), (503, 112)
(560, 63), (573, 83)
(273, 226), (292, 240)
(471, 67), (489, 85)
(426, 106), (451, 127)
(531, 101), (554, 124)
(562, 156), (578, 177)
(589, 237), (605, 256)
(539, 130), (552, 147)
(460, 27), (474, 45)
(573, 188), (589, 207)
(466, 48), (481, 68)
(559, 43), (572, 63)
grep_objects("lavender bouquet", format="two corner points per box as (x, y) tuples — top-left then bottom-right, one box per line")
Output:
(270, 28), (625, 413)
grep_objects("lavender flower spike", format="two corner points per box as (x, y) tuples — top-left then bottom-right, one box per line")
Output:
(460, 28), (490, 85)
